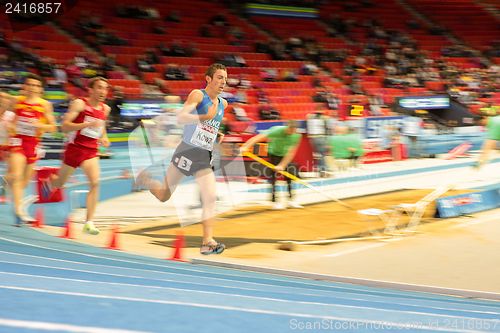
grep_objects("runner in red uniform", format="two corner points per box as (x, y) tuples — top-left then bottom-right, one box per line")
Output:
(0, 74), (57, 225)
(48, 77), (110, 234)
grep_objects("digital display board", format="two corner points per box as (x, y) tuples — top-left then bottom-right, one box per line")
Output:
(397, 95), (450, 110)
(119, 101), (183, 118)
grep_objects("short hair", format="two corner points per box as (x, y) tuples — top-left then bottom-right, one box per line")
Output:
(88, 76), (109, 89)
(205, 63), (227, 78)
(24, 73), (44, 86)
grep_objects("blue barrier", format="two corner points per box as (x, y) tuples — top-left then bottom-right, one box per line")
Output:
(436, 185), (500, 218)
(418, 133), (486, 155)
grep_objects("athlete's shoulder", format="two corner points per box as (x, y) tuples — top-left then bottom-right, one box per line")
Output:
(103, 103), (111, 113)
(190, 89), (205, 98)
(39, 97), (53, 108)
(70, 98), (86, 110)
(15, 95), (25, 103)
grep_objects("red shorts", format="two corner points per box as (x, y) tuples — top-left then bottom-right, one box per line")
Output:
(63, 144), (98, 168)
(9, 137), (39, 165)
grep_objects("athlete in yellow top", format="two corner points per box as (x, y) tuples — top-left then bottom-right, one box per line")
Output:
(0, 74), (57, 225)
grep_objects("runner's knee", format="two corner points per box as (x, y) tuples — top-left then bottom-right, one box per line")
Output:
(88, 179), (100, 190)
(159, 190), (171, 202)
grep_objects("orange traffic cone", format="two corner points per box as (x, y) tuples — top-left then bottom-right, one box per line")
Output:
(59, 217), (74, 239)
(32, 208), (44, 228)
(168, 232), (186, 262)
(106, 224), (121, 250)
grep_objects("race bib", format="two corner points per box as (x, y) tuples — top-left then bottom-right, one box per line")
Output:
(80, 115), (103, 139)
(190, 123), (217, 150)
(36, 147), (46, 159)
(9, 137), (21, 147)
(16, 117), (37, 137)
(175, 156), (192, 172)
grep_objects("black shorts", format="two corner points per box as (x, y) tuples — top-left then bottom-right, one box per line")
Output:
(171, 142), (213, 176)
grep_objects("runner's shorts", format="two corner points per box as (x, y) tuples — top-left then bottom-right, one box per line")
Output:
(63, 143), (98, 168)
(9, 137), (39, 165)
(171, 142), (213, 176)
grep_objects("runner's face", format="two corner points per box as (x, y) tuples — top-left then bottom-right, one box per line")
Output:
(24, 79), (43, 97)
(89, 80), (109, 102)
(207, 69), (227, 94)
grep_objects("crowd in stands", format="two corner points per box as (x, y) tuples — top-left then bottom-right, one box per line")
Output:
(0, 0), (497, 134)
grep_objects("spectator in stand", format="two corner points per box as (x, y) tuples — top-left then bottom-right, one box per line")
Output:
(152, 21), (166, 34)
(227, 26), (245, 46)
(166, 10), (181, 22)
(260, 68), (277, 82)
(299, 61), (318, 75)
(137, 55), (155, 72)
(368, 95), (384, 116)
(211, 14), (227, 27)
(281, 69), (298, 82)
(237, 74), (252, 89)
(313, 87), (340, 111)
(164, 64), (188, 80)
(74, 53), (88, 69)
(267, 40), (287, 60)
(170, 41), (186, 57)
(157, 43), (170, 56)
(258, 103), (280, 120)
(256, 87), (269, 104)
(199, 24), (213, 38)
(216, 54), (246, 67)
(145, 49), (160, 65)
(102, 55), (116, 72)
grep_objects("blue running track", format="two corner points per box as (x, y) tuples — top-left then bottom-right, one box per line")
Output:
(0, 220), (499, 332)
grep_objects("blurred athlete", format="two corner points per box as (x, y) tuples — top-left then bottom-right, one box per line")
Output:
(136, 63), (228, 255)
(0, 74), (57, 225)
(46, 77), (110, 234)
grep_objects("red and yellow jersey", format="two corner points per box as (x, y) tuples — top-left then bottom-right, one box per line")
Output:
(13, 96), (47, 141)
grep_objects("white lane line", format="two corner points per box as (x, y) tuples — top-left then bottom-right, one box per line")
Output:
(0, 318), (148, 333)
(2, 271), (498, 319)
(0, 285), (490, 333)
(0, 246), (369, 297)
(0, 236), (337, 287)
(2, 257), (497, 317)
